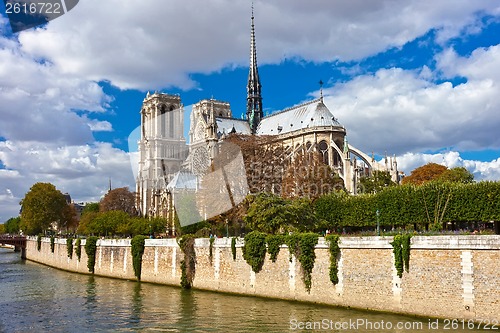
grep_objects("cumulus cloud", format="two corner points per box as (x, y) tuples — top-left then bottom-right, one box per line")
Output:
(324, 60), (500, 155)
(0, 141), (135, 222)
(12, 0), (500, 90)
(0, 34), (112, 145)
(87, 119), (113, 132)
(397, 151), (500, 181)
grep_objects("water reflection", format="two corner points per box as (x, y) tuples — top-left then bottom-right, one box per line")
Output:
(130, 282), (142, 325)
(0, 248), (489, 332)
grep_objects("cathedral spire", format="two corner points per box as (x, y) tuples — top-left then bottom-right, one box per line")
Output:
(246, 1), (263, 134)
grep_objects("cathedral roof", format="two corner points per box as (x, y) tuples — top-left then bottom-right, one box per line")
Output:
(256, 99), (343, 135)
(216, 117), (251, 136)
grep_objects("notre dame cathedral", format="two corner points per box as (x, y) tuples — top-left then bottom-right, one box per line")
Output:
(135, 9), (399, 229)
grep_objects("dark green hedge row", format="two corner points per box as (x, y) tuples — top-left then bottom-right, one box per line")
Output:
(315, 181), (500, 228)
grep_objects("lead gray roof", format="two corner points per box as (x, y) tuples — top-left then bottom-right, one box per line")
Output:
(256, 99), (343, 135)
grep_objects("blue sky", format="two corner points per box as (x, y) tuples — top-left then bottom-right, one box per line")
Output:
(1, 1), (500, 222)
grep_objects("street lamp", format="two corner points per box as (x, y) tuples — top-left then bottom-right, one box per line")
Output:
(376, 209), (380, 236)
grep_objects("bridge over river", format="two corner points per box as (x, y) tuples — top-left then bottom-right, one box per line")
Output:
(0, 235), (26, 258)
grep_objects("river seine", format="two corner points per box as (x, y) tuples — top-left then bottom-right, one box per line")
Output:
(0, 247), (489, 332)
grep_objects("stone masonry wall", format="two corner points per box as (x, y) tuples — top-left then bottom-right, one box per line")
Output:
(25, 235), (500, 321)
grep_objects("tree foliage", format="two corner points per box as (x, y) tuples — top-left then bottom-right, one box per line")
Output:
(77, 210), (167, 237)
(315, 181), (500, 231)
(282, 152), (343, 200)
(62, 204), (78, 233)
(402, 163), (448, 185)
(225, 134), (343, 198)
(439, 167), (474, 184)
(20, 182), (69, 235)
(244, 193), (317, 234)
(82, 202), (100, 215)
(100, 187), (136, 215)
(242, 231), (267, 273)
(4, 217), (21, 234)
(359, 170), (396, 194)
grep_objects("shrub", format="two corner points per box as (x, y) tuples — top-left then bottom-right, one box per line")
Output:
(242, 231), (267, 273)
(265, 234), (285, 263)
(84, 236), (99, 273)
(75, 238), (82, 260)
(326, 234), (340, 285)
(131, 235), (148, 280)
(66, 238), (73, 259)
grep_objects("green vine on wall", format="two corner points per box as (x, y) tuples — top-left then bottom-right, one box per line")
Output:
(75, 238), (81, 261)
(66, 238), (73, 259)
(37, 235), (42, 251)
(242, 231), (267, 273)
(402, 234), (412, 273)
(390, 234), (412, 278)
(50, 236), (55, 253)
(326, 234), (341, 285)
(286, 233), (319, 293)
(286, 233), (299, 263)
(265, 235), (285, 263)
(209, 237), (215, 265)
(131, 235), (148, 280)
(85, 236), (98, 273)
(231, 237), (237, 261)
(178, 234), (196, 289)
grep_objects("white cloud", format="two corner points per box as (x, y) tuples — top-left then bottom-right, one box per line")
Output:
(11, 0), (500, 90)
(324, 60), (500, 155)
(0, 141), (135, 222)
(0, 36), (113, 144)
(436, 45), (500, 81)
(87, 119), (113, 132)
(397, 151), (500, 181)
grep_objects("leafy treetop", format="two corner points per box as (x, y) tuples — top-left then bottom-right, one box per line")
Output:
(402, 163), (474, 185)
(100, 187), (136, 215)
(20, 182), (69, 235)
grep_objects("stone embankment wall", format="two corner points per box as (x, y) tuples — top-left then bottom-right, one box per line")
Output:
(25, 236), (500, 321)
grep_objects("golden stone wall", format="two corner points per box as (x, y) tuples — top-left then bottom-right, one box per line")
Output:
(25, 235), (500, 321)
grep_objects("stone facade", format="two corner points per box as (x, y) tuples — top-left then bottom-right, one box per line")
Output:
(25, 235), (500, 321)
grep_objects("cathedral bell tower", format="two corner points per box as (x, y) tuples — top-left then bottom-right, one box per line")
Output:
(246, 4), (263, 134)
(136, 92), (187, 217)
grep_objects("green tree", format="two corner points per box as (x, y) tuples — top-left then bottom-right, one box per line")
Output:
(0, 224), (5, 234)
(244, 193), (294, 234)
(439, 167), (474, 184)
(82, 202), (100, 215)
(77, 211), (99, 235)
(359, 170), (396, 194)
(123, 216), (167, 236)
(91, 210), (130, 236)
(4, 217), (21, 234)
(288, 198), (317, 232)
(20, 182), (69, 235)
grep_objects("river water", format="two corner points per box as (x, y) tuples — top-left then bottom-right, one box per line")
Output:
(0, 247), (489, 332)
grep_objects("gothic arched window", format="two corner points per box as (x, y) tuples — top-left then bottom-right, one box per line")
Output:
(319, 140), (329, 165)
